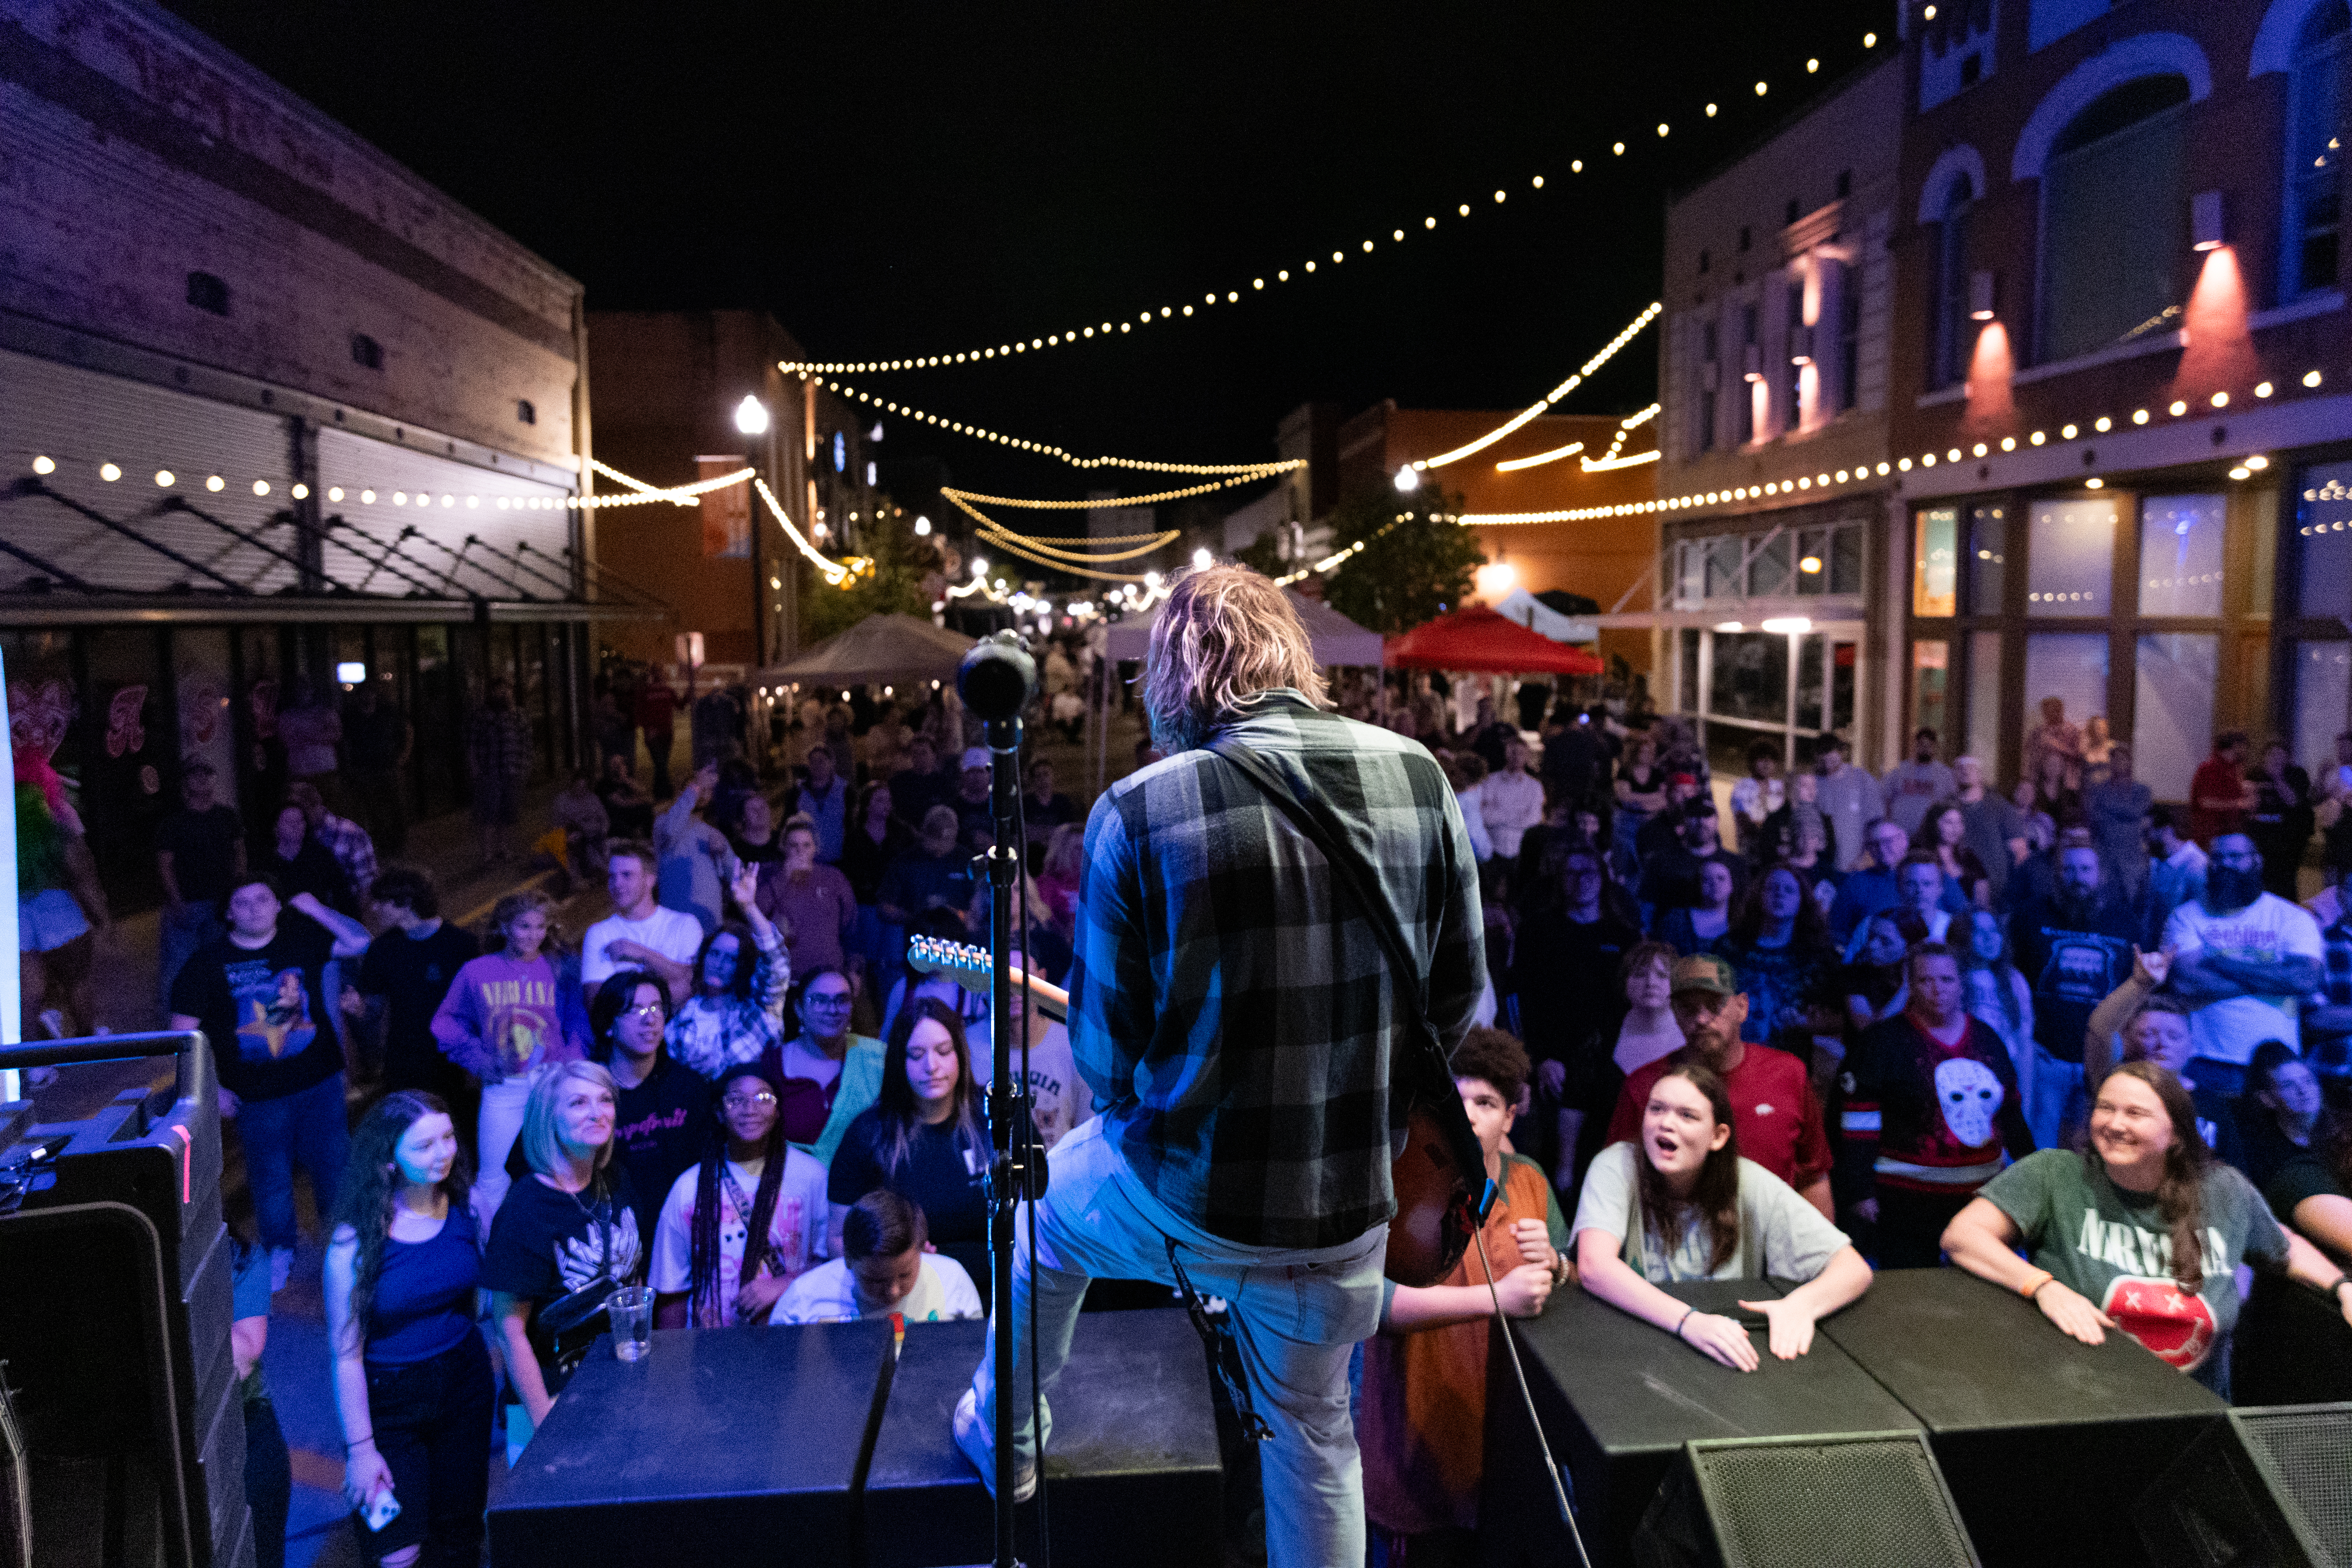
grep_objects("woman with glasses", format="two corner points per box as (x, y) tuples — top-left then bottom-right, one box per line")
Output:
(767, 964), (886, 1172)
(652, 1061), (829, 1328)
(666, 862), (790, 1082)
(589, 968), (710, 1245)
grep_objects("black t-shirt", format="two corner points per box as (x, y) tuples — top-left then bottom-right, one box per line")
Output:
(828, 1108), (989, 1251)
(610, 1057), (711, 1244)
(170, 922), (341, 1101)
(2265, 1152), (2347, 1251)
(257, 839), (355, 916)
(345, 701), (407, 771)
(154, 805), (245, 904)
(2011, 899), (2141, 1063)
(479, 1171), (644, 1393)
(357, 923), (480, 1083)
(1508, 911), (1642, 1062)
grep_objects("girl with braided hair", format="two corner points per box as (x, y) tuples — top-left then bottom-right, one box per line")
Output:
(650, 1060), (829, 1328)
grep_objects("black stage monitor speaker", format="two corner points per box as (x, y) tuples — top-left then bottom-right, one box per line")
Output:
(2135, 1402), (2352, 1568)
(0, 1032), (248, 1568)
(1633, 1432), (1981, 1568)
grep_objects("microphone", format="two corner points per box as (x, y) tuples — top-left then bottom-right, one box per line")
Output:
(956, 631), (1036, 722)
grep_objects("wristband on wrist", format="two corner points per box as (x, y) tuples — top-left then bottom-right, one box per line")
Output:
(1673, 1307), (1697, 1340)
(345, 1437), (374, 1450)
(2329, 1276), (2351, 1301)
(2018, 1269), (2054, 1301)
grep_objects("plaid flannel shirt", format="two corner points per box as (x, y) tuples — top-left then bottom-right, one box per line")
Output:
(313, 812), (377, 899)
(1069, 692), (1487, 1249)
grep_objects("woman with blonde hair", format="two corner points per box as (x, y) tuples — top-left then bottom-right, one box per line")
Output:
(430, 887), (588, 1228)
(1036, 823), (1085, 940)
(480, 1060), (642, 1439)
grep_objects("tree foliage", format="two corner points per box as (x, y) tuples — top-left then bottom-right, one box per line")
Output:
(1320, 488), (1483, 635)
(799, 497), (943, 644)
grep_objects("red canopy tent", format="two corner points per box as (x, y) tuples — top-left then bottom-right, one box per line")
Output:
(1383, 603), (1604, 674)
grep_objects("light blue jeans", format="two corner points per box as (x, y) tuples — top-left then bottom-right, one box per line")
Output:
(967, 1116), (1387, 1568)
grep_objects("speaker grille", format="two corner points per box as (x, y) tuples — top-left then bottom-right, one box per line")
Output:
(2239, 1409), (2352, 1554)
(1701, 1439), (1975, 1568)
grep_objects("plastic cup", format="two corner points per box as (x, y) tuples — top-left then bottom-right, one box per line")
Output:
(608, 1286), (654, 1361)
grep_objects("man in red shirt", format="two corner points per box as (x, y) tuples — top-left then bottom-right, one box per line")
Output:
(2189, 731), (2253, 846)
(1606, 953), (1833, 1219)
(1833, 943), (2033, 1267)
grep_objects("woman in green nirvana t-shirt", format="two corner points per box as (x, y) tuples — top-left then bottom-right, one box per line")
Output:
(1943, 1061), (2352, 1396)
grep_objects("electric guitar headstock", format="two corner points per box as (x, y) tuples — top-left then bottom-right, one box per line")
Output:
(904, 935), (1069, 1023)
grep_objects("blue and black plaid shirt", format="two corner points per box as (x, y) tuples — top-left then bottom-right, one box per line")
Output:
(1068, 691), (1488, 1249)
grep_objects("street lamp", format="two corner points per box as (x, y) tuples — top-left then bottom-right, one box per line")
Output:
(1192, 546), (1212, 572)
(734, 395), (769, 436)
(1394, 466), (1421, 493)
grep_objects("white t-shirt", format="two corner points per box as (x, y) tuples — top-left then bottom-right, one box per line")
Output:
(1479, 769), (1546, 860)
(768, 1252), (983, 1325)
(1571, 1142), (1849, 1284)
(2163, 893), (2326, 1064)
(650, 1151), (830, 1323)
(1021, 1021), (1091, 1150)
(581, 906), (707, 986)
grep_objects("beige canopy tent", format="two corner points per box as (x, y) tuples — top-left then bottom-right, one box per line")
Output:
(758, 612), (975, 689)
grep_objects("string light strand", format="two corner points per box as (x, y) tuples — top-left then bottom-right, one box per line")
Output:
(1414, 303), (1663, 470)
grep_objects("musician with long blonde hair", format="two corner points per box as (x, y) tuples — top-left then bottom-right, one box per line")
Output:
(951, 566), (1486, 1568)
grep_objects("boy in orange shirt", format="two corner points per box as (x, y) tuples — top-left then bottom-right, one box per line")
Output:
(1358, 1028), (1570, 1561)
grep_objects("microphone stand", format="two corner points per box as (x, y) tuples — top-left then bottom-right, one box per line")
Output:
(959, 631), (1038, 1568)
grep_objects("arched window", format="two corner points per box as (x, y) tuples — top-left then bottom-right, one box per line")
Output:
(1931, 181), (1975, 388)
(2286, 1), (2350, 298)
(2039, 73), (2192, 363)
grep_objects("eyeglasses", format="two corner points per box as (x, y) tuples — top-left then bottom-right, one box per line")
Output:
(625, 1003), (665, 1022)
(805, 992), (854, 1009)
(722, 1091), (778, 1110)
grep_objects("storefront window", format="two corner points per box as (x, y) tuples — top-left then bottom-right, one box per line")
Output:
(1966, 631), (2003, 767)
(1966, 504), (2007, 615)
(414, 624), (461, 819)
(2132, 633), (2217, 800)
(1749, 531), (1793, 598)
(2027, 498), (2117, 616)
(2294, 641), (2351, 775)
(1705, 536), (1746, 599)
(2137, 494), (2225, 617)
(2299, 461), (2352, 617)
(1709, 631), (1791, 724)
(1912, 640), (1950, 742)
(2022, 633), (2110, 769)
(1796, 530), (1831, 597)
(1914, 507), (1958, 617)
(1796, 634), (1857, 737)
(1831, 521), (1864, 595)
(1676, 541), (1705, 606)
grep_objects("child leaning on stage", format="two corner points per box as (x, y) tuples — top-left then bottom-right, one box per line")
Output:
(1359, 1028), (1569, 1550)
(769, 1189), (981, 1325)
(1574, 1055), (1873, 1370)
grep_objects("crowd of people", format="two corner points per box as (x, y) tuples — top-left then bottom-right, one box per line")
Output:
(50, 647), (2352, 1568)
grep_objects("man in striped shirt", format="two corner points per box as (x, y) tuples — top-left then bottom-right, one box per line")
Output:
(1834, 943), (2034, 1267)
(955, 568), (1486, 1567)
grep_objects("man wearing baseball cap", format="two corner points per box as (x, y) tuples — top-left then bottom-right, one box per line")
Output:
(952, 746), (996, 849)
(1604, 953), (1834, 1220)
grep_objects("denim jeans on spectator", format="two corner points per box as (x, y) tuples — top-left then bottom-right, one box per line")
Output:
(472, 1071), (540, 1232)
(243, 1396), (290, 1568)
(968, 1117), (1386, 1568)
(158, 902), (226, 1012)
(361, 1331), (495, 1568)
(2027, 1045), (2087, 1151)
(235, 1071), (350, 1252)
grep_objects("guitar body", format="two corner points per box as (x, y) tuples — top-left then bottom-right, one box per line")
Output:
(1385, 1099), (1486, 1289)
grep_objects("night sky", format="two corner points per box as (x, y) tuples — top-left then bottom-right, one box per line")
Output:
(165, 0), (1886, 503)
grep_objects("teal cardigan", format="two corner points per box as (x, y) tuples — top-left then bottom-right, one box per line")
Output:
(793, 1035), (886, 1172)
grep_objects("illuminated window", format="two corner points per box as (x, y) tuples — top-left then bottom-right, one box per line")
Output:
(1914, 507), (1959, 617)
(2027, 498), (2116, 617)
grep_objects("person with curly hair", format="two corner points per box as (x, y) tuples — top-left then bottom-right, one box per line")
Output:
(430, 888), (588, 1228)
(1943, 1061), (2352, 1397)
(325, 1093), (492, 1568)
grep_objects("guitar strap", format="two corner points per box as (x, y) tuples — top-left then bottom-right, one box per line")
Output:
(1203, 735), (1492, 1219)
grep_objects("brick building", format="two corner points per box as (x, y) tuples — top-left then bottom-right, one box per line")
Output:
(1886, 0), (2352, 800)
(0, 0), (622, 904)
